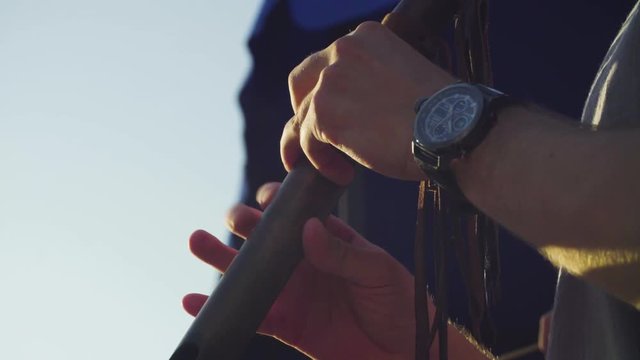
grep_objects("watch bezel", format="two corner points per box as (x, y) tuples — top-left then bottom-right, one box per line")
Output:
(414, 83), (486, 152)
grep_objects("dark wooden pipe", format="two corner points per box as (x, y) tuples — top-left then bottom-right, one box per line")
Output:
(170, 161), (343, 360)
(170, 1), (455, 358)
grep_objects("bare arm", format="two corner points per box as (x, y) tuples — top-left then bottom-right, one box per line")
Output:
(454, 104), (640, 308)
(282, 22), (640, 308)
(281, 21), (640, 357)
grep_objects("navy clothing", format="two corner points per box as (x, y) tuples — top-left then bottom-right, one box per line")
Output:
(234, 1), (632, 358)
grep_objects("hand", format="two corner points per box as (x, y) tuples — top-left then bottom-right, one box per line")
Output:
(183, 182), (421, 360)
(281, 21), (456, 185)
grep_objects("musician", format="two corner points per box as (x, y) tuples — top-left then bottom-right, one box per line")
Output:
(183, 2), (640, 359)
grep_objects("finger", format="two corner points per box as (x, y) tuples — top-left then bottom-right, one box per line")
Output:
(281, 90), (319, 173)
(323, 215), (369, 247)
(225, 204), (263, 240)
(280, 116), (304, 173)
(302, 218), (389, 286)
(288, 50), (331, 111)
(255, 182), (281, 210)
(298, 110), (354, 186)
(280, 79), (320, 171)
(182, 293), (208, 317)
(189, 229), (238, 272)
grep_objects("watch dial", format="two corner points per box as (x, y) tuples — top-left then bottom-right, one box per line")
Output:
(424, 94), (479, 144)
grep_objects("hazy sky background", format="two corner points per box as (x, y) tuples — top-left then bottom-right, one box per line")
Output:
(0, 1), (261, 358)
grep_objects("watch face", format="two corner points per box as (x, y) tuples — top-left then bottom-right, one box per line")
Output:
(415, 84), (484, 150)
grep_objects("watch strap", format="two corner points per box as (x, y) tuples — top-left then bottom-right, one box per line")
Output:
(412, 83), (510, 208)
(412, 142), (474, 210)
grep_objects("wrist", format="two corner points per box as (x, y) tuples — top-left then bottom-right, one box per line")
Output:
(451, 103), (528, 204)
(411, 83), (511, 201)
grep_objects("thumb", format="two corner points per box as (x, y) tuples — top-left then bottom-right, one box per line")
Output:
(302, 218), (389, 286)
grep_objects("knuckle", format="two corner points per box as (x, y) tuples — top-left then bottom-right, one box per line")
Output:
(309, 89), (338, 142)
(287, 65), (300, 89)
(331, 31), (375, 66)
(311, 83), (331, 117)
(354, 20), (383, 35)
(287, 65), (303, 100)
(315, 65), (345, 115)
(332, 36), (357, 58)
(332, 35), (369, 63)
(312, 64), (352, 140)
(318, 63), (342, 85)
(288, 113), (302, 130)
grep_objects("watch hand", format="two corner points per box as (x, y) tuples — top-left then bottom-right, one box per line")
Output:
(444, 106), (454, 135)
(449, 106), (459, 134)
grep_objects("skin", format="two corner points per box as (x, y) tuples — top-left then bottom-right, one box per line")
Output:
(184, 18), (639, 360)
(281, 21), (455, 185)
(185, 182), (416, 360)
(281, 21), (640, 308)
(184, 183), (490, 360)
(455, 105), (640, 307)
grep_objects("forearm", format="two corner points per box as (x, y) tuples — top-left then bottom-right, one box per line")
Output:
(452, 104), (640, 307)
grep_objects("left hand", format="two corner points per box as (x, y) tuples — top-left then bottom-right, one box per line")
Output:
(281, 21), (455, 185)
(183, 182), (421, 360)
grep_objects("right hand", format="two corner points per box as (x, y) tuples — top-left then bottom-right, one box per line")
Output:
(183, 182), (421, 360)
(281, 21), (455, 185)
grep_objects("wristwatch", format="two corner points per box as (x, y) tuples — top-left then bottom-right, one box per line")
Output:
(412, 82), (511, 201)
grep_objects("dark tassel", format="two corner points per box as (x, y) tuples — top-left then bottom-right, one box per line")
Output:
(417, 0), (500, 357)
(415, 181), (430, 360)
(433, 187), (448, 360)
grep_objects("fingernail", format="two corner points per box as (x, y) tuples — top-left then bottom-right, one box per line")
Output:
(224, 205), (243, 231)
(256, 183), (278, 207)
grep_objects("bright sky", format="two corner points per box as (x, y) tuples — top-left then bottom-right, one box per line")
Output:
(0, 1), (260, 359)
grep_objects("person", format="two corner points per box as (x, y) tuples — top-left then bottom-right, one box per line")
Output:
(184, 2), (640, 359)
(236, 2), (632, 358)
(234, 3), (402, 357)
